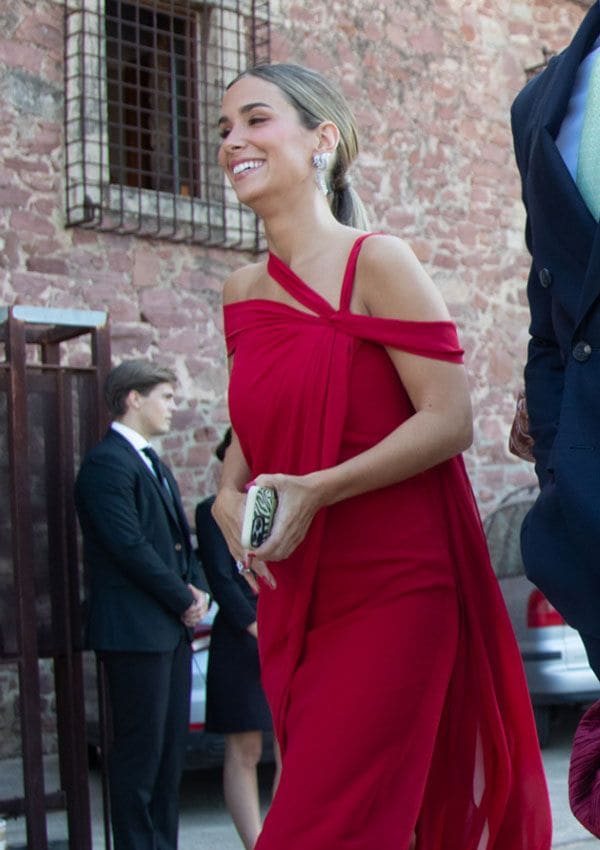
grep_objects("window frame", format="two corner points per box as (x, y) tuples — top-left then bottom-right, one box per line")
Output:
(64, 0), (270, 249)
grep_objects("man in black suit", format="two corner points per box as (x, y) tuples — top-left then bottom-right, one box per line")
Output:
(75, 359), (210, 850)
(511, 1), (600, 676)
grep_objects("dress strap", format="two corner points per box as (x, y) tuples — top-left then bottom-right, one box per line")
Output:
(267, 252), (335, 317)
(339, 233), (380, 312)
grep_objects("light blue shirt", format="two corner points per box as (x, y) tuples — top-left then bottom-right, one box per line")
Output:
(556, 23), (600, 180)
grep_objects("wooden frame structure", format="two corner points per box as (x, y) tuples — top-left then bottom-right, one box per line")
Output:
(0, 306), (110, 850)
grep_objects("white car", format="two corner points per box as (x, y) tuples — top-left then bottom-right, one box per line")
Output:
(185, 607), (226, 769)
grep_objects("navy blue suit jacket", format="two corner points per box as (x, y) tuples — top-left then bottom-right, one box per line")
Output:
(512, 2), (600, 637)
(75, 428), (207, 651)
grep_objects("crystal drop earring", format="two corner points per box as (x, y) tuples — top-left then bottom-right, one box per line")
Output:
(312, 152), (331, 195)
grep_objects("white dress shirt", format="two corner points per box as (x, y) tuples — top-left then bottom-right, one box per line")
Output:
(556, 18), (600, 180)
(111, 421), (154, 474)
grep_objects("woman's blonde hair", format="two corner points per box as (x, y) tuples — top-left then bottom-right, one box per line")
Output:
(228, 63), (370, 230)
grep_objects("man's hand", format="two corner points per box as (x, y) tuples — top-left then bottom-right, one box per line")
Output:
(181, 584), (210, 628)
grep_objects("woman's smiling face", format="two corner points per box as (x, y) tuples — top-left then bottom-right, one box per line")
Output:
(217, 75), (319, 207)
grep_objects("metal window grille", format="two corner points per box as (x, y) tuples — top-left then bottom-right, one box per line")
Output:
(64, 0), (270, 249)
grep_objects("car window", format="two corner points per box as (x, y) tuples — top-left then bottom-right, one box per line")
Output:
(484, 500), (535, 580)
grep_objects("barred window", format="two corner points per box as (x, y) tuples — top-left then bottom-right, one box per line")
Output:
(105, 0), (199, 196)
(64, 0), (270, 249)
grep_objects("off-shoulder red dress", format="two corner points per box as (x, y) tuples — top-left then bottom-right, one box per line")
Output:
(224, 234), (552, 850)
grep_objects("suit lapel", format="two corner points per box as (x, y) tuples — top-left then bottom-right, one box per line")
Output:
(576, 228), (600, 334)
(140, 454), (185, 531)
(162, 465), (192, 545)
(567, 4), (600, 326)
(525, 6), (598, 224)
(539, 6), (599, 138)
(531, 4), (600, 327)
(107, 429), (184, 532)
(531, 128), (597, 260)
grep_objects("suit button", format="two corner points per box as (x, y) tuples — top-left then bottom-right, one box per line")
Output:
(539, 268), (552, 288)
(573, 340), (592, 362)
(174, 542), (182, 552)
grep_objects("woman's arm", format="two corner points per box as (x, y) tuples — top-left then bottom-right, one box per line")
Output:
(211, 264), (274, 572)
(320, 234), (473, 496)
(211, 425), (254, 549)
(250, 235), (473, 562)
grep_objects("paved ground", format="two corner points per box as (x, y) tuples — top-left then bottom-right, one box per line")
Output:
(1, 759), (275, 850)
(1, 706), (598, 849)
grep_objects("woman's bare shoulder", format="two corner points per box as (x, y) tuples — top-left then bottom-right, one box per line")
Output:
(223, 261), (267, 305)
(358, 233), (420, 275)
(356, 233), (450, 322)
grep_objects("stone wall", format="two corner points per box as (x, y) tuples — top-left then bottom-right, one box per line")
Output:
(1, 0), (590, 520)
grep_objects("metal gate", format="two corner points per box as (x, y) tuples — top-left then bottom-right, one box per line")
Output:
(0, 306), (110, 850)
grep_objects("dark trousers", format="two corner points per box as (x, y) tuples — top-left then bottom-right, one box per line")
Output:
(100, 637), (192, 850)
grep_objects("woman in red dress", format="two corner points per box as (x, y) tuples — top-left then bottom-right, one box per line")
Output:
(212, 63), (552, 850)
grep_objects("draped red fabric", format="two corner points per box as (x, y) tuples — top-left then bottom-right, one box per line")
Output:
(224, 234), (552, 850)
(569, 699), (600, 837)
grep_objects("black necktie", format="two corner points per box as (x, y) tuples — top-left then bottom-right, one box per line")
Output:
(142, 446), (177, 509)
(143, 447), (187, 552)
(142, 445), (166, 484)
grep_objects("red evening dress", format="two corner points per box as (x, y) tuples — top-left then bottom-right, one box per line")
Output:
(224, 234), (552, 850)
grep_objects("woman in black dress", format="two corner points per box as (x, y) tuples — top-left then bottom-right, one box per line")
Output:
(196, 431), (280, 849)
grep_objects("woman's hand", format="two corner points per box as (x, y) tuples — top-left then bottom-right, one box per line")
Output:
(212, 487), (278, 589)
(231, 472), (324, 593)
(249, 471), (324, 562)
(243, 556), (277, 589)
(212, 433), (325, 574)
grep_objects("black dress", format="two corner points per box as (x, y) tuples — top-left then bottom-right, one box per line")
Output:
(195, 496), (272, 733)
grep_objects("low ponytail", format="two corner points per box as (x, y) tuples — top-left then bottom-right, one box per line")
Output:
(329, 166), (369, 229)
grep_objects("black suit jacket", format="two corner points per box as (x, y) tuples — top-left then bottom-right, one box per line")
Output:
(75, 428), (207, 652)
(511, 2), (600, 636)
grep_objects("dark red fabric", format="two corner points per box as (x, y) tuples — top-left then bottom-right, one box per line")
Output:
(224, 234), (552, 850)
(569, 699), (600, 837)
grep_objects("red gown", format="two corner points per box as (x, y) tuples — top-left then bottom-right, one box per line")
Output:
(224, 234), (552, 850)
